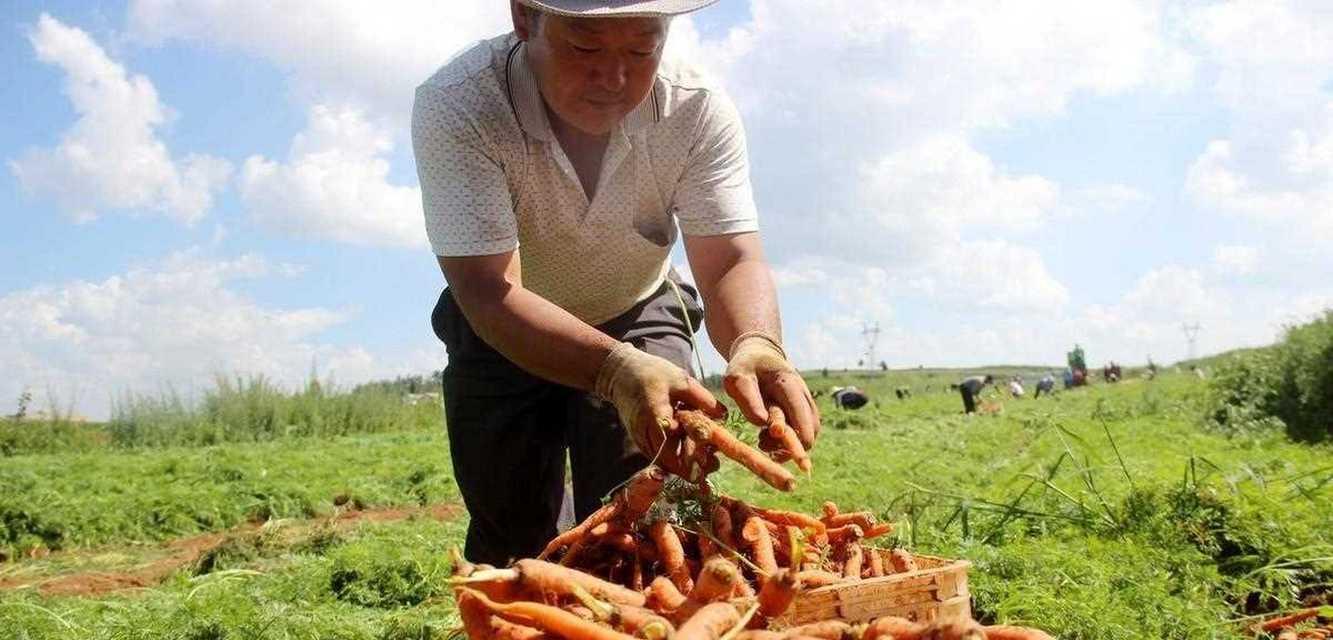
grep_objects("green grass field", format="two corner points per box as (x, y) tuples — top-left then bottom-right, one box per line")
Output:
(2, 368), (1330, 639)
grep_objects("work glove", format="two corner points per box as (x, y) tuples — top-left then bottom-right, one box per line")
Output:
(595, 342), (724, 479)
(723, 332), (821, 451)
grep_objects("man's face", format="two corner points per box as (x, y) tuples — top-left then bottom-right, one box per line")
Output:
(516, 6), (667, 136)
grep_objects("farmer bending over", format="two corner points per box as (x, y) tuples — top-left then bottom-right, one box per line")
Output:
(412, 0), (820, 565)
(958, 374), (993, 414)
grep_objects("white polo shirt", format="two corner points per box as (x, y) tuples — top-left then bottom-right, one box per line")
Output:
(411, 33), (758, 325)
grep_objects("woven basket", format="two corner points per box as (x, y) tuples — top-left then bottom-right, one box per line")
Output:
(776, 551), (972, 626)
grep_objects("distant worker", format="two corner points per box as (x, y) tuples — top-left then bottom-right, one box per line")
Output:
(959, 374), (993, 414)
(894, 386), (912, 400)
(1035, 374), (1055, 398)
(1008, 378), (1025, 398)
(830, 386), (869, 410)
(1062, 367), (1075, 389)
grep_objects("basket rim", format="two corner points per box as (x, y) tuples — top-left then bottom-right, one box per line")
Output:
(801, 552), (972, 596)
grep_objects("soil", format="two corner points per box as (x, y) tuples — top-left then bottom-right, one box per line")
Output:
(0, 502), (462, 598)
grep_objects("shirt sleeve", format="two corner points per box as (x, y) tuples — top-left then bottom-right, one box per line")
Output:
(411, 85), (518, 257)
(672, 89), (760, 236)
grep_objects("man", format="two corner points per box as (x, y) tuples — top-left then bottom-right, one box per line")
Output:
(411, 0), (820, 565)
(1034, 373), (1055, 398)
(958, 374), (993, 414)
(830, 386), (869, 410)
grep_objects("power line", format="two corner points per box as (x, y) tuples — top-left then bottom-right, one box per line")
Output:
(860, 321), (880, 370)
(1182, 322), (1201, 362)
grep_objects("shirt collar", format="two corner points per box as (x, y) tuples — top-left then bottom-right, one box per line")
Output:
(505, 39), (661, 143)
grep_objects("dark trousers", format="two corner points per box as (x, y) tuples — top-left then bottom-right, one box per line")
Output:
(961, 387), (977, 414)
(431, 276), (703, 565)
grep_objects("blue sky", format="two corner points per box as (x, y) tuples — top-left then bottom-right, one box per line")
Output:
(3, 1), (1332, 418)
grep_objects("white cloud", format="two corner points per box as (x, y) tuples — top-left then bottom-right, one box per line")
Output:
(9, 14), (231, 224)
(1121, 265), (1226, 322)
(858, 134), (1061, 241)
(240, 105), (425, 248)
(1063, 184), (1151, 216)
(126, 0), (512, 126)
(1182, 1), (1333, 241)
(1212, 244), (1259, 276)
(0, 250), (443, 419)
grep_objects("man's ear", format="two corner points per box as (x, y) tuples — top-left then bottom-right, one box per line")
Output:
(511, 1), (535, 41)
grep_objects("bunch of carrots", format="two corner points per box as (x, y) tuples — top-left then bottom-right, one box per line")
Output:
(450, 422), (1056, 640)
(1251, 607), (1333, 639)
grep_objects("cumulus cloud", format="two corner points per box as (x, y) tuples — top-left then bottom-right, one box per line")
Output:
(240, 105), (424, 248)
(126, 0), (511, 126)
(9, 14), (231, 224)
(1182, 1), (1333, 241)
(1212, 244), (1259, 276)
(0, 250), (442, 419)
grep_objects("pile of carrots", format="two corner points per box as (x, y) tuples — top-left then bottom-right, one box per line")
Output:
(1252, 607), (1333, 639)
(450, 410), (1057, 640)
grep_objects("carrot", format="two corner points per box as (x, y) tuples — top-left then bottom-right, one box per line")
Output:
(862, 523), (895, 540)
(867, 548), (885, 577)
(736, 632), (784, 640)
(826, 524), (864, 547)
(889, 549), (918, 573)
(676, 602), (742, 640)
(742, 516), (780, 577)
(843, 543), (864, 579)
(752, 507), (826, 535)
(757, 568), (799, 619)
(689, 557), (740, 603)
(924, 620), (985, 640)
(821, 501), (839, 519)
(1262, 609), (1323, 633)
(650, 520), (695, 593)
(982, 626), (1055, 640)
(462, 588), (637, 640)
(490, 616), (547, 640)
(678, 410), (796, 492)
(862, 616), (924, 640)
(646, 576), (687, 613)
(797, 570), (846, 587)
(630, 550), (645, 592)
(781, 620), (851, 639)
(1277, 632), (1299, 640)
(766, 405), (811, 473)
(826, 511), (877, 531)
(450, 546), (477, 578)
(613, 605), (675, 638)
(712, 504), (738, 550)
(538, 466), (666, 560)
(457, 590), (496, 640)
(510, 559), (646, 607)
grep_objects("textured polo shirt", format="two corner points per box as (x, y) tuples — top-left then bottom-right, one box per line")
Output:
(411, 33), (758, 325)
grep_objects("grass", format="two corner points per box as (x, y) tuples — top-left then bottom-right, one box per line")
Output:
(1, 369), (1330, 639)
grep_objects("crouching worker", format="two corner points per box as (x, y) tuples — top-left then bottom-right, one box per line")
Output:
(412, 0), (821, 565)
(958, 374), (993, 414)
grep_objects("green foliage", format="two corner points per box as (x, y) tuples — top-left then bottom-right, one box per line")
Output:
(2, 368), (1330, 640)
(0, 431), (457, 555)
(1207, 311), (1333, 441)
(1270, 311), (1333, 441)
(106, 375), (438, 449)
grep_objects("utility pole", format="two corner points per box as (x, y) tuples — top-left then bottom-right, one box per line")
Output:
(1182, 323), (1201, 362)
(861, 321), (881, 371)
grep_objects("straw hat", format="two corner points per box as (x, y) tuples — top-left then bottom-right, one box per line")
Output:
(517, 0), (719, 18)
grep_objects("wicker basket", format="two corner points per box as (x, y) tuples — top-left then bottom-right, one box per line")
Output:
(776, 551), (972, 626)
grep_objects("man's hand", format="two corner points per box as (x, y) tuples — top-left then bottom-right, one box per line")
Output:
(723, 333), (820, 450)
(596, 342), (725, 478)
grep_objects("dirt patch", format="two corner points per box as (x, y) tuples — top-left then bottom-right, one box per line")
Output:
(0, 503), (462, 598)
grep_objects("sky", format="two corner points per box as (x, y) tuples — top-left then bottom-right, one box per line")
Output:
(3, 0), (1332, 419)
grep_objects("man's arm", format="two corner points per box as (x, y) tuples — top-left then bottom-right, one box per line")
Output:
(684, 232), (820, 447)
(439, 251), (615, 391)
(438, 252), (723, 473)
